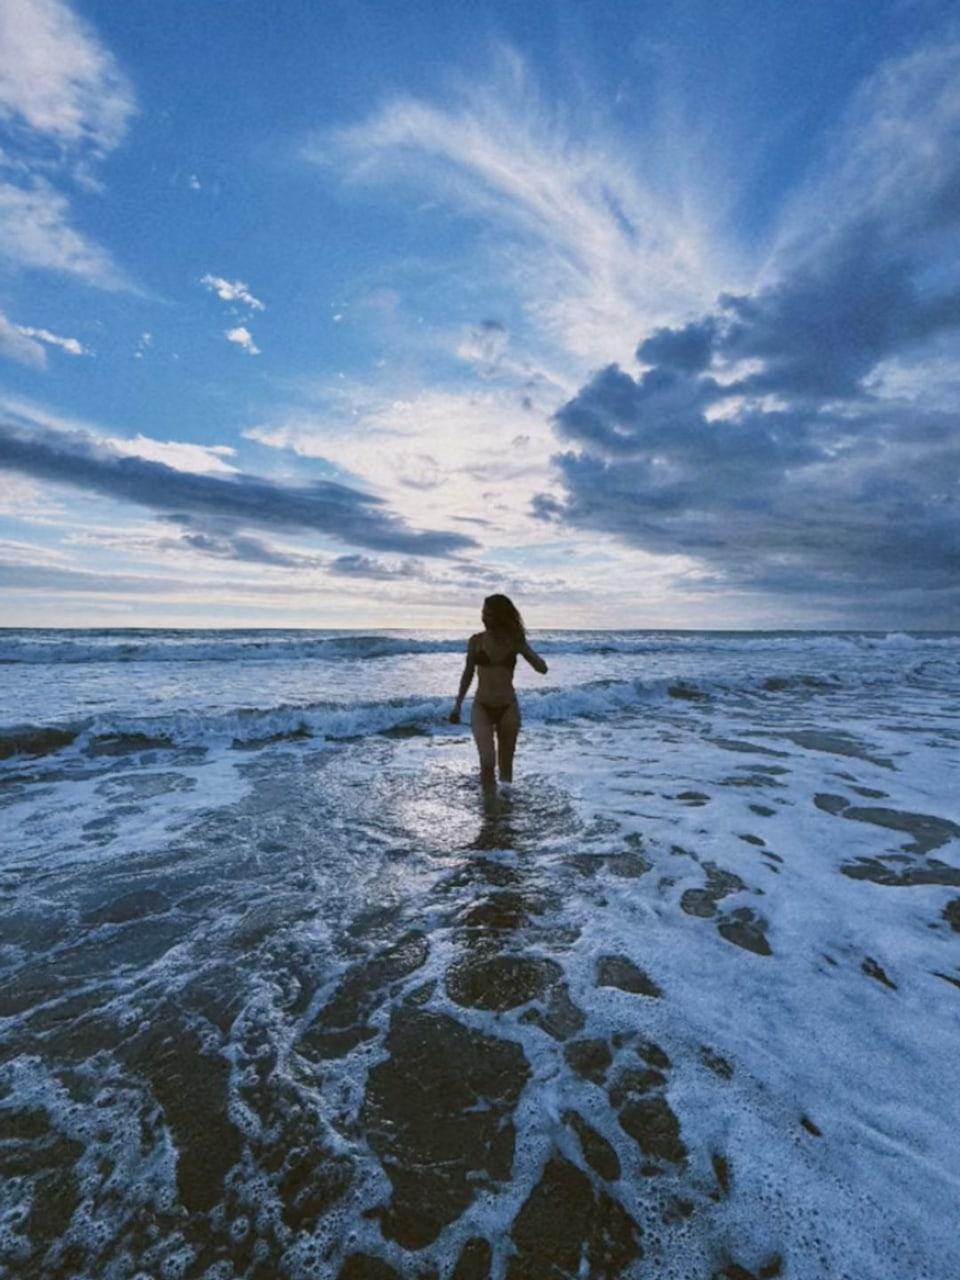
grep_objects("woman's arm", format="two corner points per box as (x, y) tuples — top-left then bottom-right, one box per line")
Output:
(520, 641), (548, 675)
(449, 637), (477, 722)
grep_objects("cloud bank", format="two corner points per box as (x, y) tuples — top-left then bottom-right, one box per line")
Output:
(0, 419), (477, 558)
(535, 40), (960, 624)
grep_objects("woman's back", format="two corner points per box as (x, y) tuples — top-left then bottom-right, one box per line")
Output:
(472, 631), (517, 704)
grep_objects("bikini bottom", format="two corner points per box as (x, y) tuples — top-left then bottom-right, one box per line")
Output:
(473, 698), (520, 729)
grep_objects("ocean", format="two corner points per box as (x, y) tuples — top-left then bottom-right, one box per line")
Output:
(1, 627), (959, 1279)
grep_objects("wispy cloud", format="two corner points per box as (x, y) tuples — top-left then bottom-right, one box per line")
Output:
(0, 559), (188, 595)
(0, 309), (87, 367)
(455, 319), (509, 378)
(0, 179), (128, 287)
(767, 40), (960, 277)
(315, 47), (744, 370)
(0, 0), (135, 156)
(0, 307), (46, 366)
(0, 473), (66, 521)
(245, 382), (564, 548)
(16, 323), (87, 356)
(201, 274), (265, 311)
(0, 0), (134, 288)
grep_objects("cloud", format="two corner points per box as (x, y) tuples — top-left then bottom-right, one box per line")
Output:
(535, 41), (960, 622)
(203, 274), (266, 355)
(317, 47), (742, 369)
(0, 3), (134, 288)
(0, 472), (65, 520)
(0, 395), (239, 476)
(0, 310), (88, 365)
(767, 41), (960, 275)
(62, 518), (328, 573)
(0, 417), (477, 557)
(0, 0), (135, 155)
(64, 514), (508, 591)
(201, 274), (265, 310)
(0, 308), (46, 366)
(244, 383), (565, 549)
(0, 179), (128, 287)
(0, 554), (341, 599)
(0, 559), (191, 595)
(65, 509), (561, 598)
(225, 325), (260, 355)
(328, 553), (421, 580)
(168, 523), (323, 568)
(456, 319), (509, 377)
(106, 434), (238, 476)
(16, 323), (87, 356)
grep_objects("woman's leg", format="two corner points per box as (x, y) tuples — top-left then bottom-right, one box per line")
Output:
(496, 701), (521, 783)
(470, 700), (497, 788)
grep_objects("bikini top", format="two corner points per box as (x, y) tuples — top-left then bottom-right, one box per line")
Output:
(472, 636), (517, 671)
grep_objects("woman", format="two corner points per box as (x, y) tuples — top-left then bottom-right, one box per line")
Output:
(449, 594), (548, 787)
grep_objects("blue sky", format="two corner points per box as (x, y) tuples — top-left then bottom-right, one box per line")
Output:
(1, 0), (958, 629)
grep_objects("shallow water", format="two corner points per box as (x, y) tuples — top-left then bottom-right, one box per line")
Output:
(1, 630), (959, 1278)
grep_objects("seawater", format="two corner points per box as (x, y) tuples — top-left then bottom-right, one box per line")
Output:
(1, 629), (958, 1279)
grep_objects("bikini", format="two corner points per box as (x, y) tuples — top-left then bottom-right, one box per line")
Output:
(473, 640), (518, 726)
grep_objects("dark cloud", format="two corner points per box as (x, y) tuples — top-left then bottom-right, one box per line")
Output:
(459, 318), (509, 378)
(637, 317), (717, 374)
(715, 221), (960, 400)
(180, 530), (307, 566)
(327, 553), (421, 579)
(0, 421), (476, 558)
(159, 517), (325, 568)
(537, 180), (960, 622)
(537, 44), (960, 624)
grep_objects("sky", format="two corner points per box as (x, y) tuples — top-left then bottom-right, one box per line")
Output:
(0, 0), (958, 631)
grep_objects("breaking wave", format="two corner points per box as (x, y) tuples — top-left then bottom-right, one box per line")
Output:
(1, 627), (958, 666)
(0, 660), (936, 766)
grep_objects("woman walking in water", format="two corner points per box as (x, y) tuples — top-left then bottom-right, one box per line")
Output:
(449, 594), (548, 788)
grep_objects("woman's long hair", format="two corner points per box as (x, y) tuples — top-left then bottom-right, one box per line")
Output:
(483, 594), (526, 646)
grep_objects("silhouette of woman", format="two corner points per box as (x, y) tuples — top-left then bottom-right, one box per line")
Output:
(449, 594), (548, 788)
